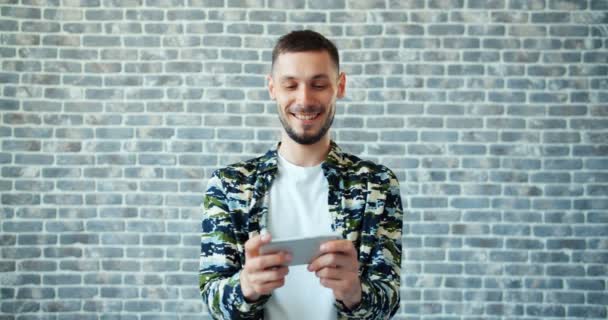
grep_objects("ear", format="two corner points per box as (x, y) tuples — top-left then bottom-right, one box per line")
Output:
(336, 72), (346, 99)
(267, 74), (276, 100)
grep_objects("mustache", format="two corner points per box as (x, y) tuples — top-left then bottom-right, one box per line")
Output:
(287, 104), (324, 114)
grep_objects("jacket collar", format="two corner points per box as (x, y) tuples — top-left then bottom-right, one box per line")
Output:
(251, 141), (348, 235)
(257, 140), (348, 176)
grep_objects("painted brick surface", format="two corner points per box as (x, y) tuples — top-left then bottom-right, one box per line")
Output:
(1, 0), (607, 319)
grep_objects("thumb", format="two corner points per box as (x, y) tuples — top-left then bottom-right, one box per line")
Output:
(244, 232), (272, 260)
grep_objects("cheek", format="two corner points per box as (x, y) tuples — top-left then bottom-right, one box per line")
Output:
(277, 95), (295, 108)
(320, 92), (336, 104)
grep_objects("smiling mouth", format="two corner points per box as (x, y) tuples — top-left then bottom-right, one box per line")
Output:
(291, 112), (321, 121)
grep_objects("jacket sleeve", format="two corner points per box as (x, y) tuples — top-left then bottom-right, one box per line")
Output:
(199, 172), (269, 320)
(336, 168), (403, 319)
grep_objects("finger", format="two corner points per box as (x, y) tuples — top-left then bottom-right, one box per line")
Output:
(248, 266), (289, 284)
(308, 253), (352, 272)
(318, 278), (355, 302)
(319, 277), (343, 290)
(315, 267), (349, 280)
(255, 279), (286, 295)
(248, 251), (292, 271)
(319, 240), (356, 256)
(245, 233), (272, 260)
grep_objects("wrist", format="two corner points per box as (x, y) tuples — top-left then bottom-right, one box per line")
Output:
(342, 295), (361, 310)
(240, 271), (260, 302)
(341, 283), (362, 310)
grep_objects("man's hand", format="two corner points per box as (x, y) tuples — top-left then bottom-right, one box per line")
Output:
(307, 240), (362, 309)
(240, 233), (291, 302)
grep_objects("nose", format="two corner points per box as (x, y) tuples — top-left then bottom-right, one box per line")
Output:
(296, 85), (313, 106)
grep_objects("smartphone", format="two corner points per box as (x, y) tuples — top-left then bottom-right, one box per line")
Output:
(259, 233), (341, 266)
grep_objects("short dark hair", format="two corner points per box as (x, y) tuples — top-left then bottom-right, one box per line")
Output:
(271, 30), (340, 73)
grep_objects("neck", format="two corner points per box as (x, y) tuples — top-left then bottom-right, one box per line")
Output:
(278, 134), (331, 167)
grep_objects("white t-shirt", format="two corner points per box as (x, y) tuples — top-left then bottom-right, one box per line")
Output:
(264, 152), (337, 320)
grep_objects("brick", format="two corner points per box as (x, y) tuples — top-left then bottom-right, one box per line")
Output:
(492, 224), (530, 237)
(587, 292), (608, 307)
(467, 0), (504, 8)
(18, 234), (58, 245)
(14, 153), (53, 165)
(504, 291), (542, 304)
(140, 261), (179, 272)
(409, 222), (449, 234)
(167, 88), (203, 100)
(17, 288), (55, 299)
(3, 113), (41, 125)
(2, 6), (41, 18)
(573, 145), (608, 157)
(43, 246), (82, 258)
(83, 247), (124, 259)
(56, 287), (97, 300)
(527, 305), (567, 317)
(0, 152), (10, 165)
(1, 301), (40, 314)
(124, 301), (162, 313)
(465, 26), (503, 40)
(18, 259), (58, 272)
(591, 0), (608, 9)
(15, 180), (54, 192)
(2, 247), (41, 259)
(465, 237), (501, 248)
(96, 181), (137, 192)
(568, 306), (607, 318)
(0, 18), (18, 31)
(100, 287), (138, 299)
(427, 0), (463, 8)
(143, 0), (184, 6)
(57, 233), (98, 245)
(0, 234), (16, 247)
(507, 0), (543, 9)
(142, 235), (179, 245)
(2, 194), (41, 205)
(2, 34), (40, 48)
(126, 248), (163, 259)
(427, 25), (463, 37)
(506, 239), (544, 250)
(489, 251), (528, 262)
(346, 25), (384, 39)
(491, 11), (529, 23)
(2, 166), (39, 179)
(530, 12), (569, 24)
(294, 0), (338, 8)
(101, 233), (139, 245)
(161, 274), (195, 286)
(550, 25), (589, 37)
(445, 277), (482, 289)
(166, 301), (204, 313)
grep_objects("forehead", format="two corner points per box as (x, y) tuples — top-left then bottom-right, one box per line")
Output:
(272, 51), (338, 79)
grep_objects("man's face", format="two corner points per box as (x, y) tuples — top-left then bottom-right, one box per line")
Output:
(268, 50), (346, 145)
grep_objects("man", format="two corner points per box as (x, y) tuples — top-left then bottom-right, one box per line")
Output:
(200, 30), (403, 320)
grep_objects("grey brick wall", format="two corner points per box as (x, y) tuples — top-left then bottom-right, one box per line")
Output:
(1, 0), (607, 319)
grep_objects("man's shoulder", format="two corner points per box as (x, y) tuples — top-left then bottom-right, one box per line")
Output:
(211, 153), (268, 183)
(337, 150), (397, 182)
(332, 152), (397, 186)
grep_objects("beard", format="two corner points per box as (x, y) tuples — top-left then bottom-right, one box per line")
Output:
(277, 102), (335, 145)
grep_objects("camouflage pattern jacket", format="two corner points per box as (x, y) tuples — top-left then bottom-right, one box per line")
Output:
(200, 141), (403, 320)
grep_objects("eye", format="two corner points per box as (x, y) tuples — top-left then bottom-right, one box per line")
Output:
(312, 83), (328, 90)
(283, 83), (297, 90)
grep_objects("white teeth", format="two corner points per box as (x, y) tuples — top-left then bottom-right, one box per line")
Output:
(293, 113), (319, 120)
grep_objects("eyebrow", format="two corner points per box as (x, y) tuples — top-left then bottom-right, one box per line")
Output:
(279, 74), (331, 82)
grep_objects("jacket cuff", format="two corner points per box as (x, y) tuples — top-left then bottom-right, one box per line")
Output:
(334, 279), (374, 319)
(231, 271), (271, 314)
